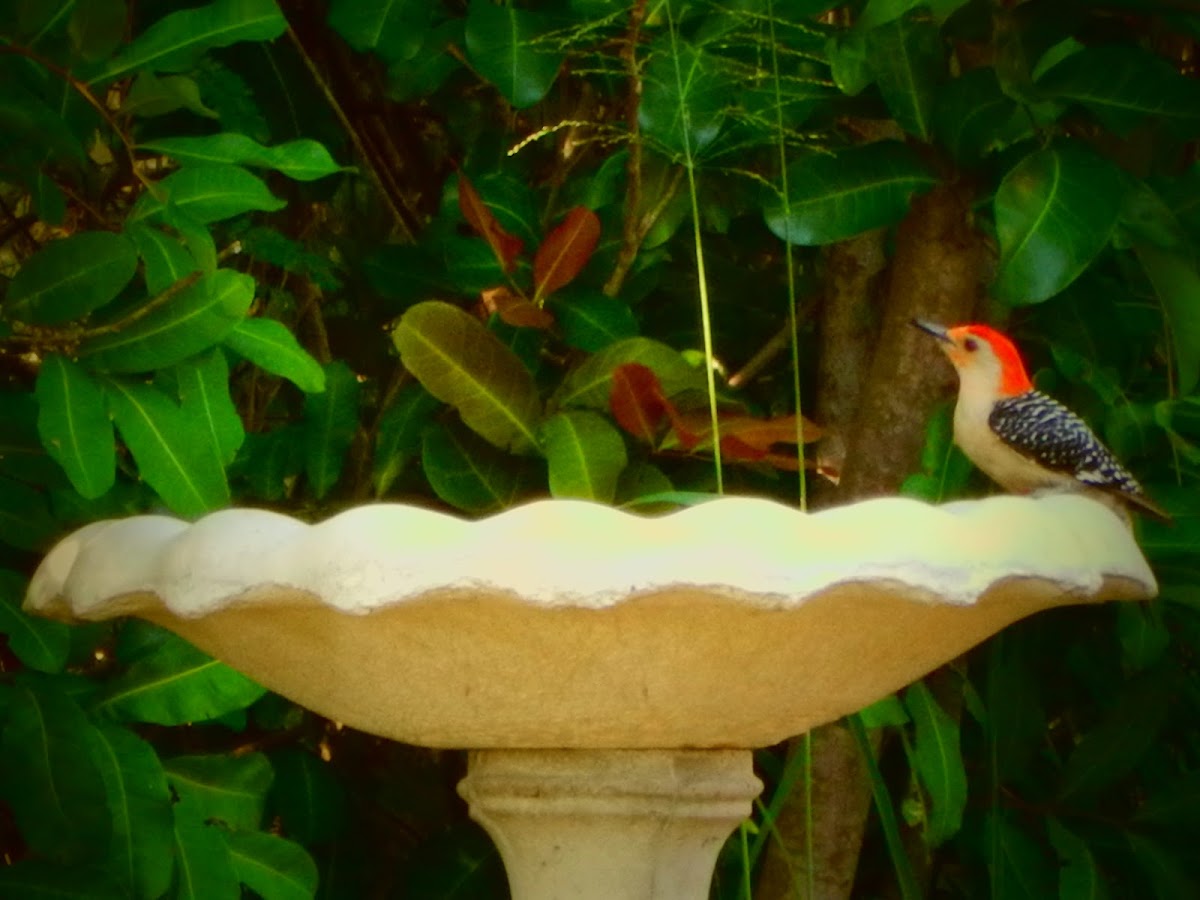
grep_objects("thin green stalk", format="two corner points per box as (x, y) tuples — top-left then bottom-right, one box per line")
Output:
(802, 732), (814, 900)
(847, 714), (923, 900)
(987, 636), (1002, 900)
(740, 820), (754, 900)
(665, 0), (723, 493)
(747, 742), (806, 869)
(766, 0), (807, 512)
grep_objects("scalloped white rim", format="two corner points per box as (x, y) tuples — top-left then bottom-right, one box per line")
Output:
(26, 493), (1156, 620)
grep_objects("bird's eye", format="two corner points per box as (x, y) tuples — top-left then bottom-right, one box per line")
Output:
(964, 338), (979, 352)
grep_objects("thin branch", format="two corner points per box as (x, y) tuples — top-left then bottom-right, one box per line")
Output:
(2, 242), (242, 350)
(603, 0), (649, 298)
(728, 301), (809, 389)
(0, 43), (157, 196)
(79, 270), (203, 339)
(283, 22), (416, 242)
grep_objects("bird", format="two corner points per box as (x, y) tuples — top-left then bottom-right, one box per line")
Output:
(911, 319), (1170, 523)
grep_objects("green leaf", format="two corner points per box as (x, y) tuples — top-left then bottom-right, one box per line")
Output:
(268, 749), (346, 845)
(554, 293), (639, 352)
(401, 821), (507, 899)
(765, 142), (936, 246)
(855, 693), (909, 728)
(0, 476), (57, 551)
(1126, 835), (1195, 900)
(0, 861), (124, 900)
(540, 410), (627, 503)
(0, 570), (69, 673)
(904, 681), (967, 846)
(1046, 819), (1109, 900)
(934, 67), (1025, 166)
(464, 0), (562, 108)
(226, 831), (318, 900)
(224, 318), (327, 393)
(33, 173), (66, 227)
(826, 29), (873, 96)
(858, 0), (969, 27)
(131, 164), (286, 225)
(386, 19), (462, 100)
(82, 269), (256, 373)
(421, 421), (542, 514)
(129, 223), (199, 295)
(900, 402), (971, 503)
(122, 72), (219, 119)
(864, 11), (943, 141)
(5, 231), (138, 325)
(393, 301), (542, 453)
(35, 354), (116, 499)
(177, 349), (245, 467)
(0, 684), (110, 863)
(303, 361), (360, 499)
(993, 144), (1126, 306)
(1132, 242), (1200, 396)
(96, 633), (267, 725)
(639, 38), (727, 158)
(1134, 769), (1200, 826)
(69, 0), (126, 62)
(105, 379), (230, 516)
(372, 384), (441, 497)
(985, 638), (1046, 786)
(1116, 602), (1170, 673)
(1058, 674), (1171, 800)
(172, 798), (240, 900)
(984, 811), (1055, 899)
(234, 226), (343, 291)
(1037, 45), (1200, 135)
(241, 426), (304, 502)
(90, 724), (175, 899)
(471, 172), (541, 248)
(0, 83), (86, 168)
(553, 337), (706, 410)
(93, 0), (287, 84)
(166, 753), (274, 829)
(329, 0), (430, 62)
(139, 134), (345, 182)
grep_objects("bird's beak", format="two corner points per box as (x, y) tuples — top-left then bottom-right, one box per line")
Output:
(910, 319), (952, 344)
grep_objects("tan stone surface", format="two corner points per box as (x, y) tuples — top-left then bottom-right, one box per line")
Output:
(26, 495), (1155, 748)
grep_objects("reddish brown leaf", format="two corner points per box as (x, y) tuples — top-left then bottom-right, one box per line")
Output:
(533, 206), (600, 300)
(673, 410), (822, 450)
(664, 405), (701, 450)
(610, 363), (669, 443)
(458, 173), (524, 271)
(481, 286), (554, 330)
(720, 434), (769, 461)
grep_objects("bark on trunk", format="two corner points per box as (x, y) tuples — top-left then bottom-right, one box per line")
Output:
(756, 182), (987, 900)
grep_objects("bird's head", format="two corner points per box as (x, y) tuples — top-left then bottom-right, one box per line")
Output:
(911, 320), (1033, 397)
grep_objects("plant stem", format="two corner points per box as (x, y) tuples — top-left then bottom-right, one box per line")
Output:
(604, 0), (648, 298)
(766, 0), (807, 511)
(283, 22), (415, 242)
(665, 0), (723, 492)
(848, 714), (923, 900)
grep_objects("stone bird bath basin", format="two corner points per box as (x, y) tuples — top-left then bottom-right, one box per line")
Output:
(26, 494), (1156, 899)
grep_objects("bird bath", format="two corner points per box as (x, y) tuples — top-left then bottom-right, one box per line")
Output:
(25, 494), (1156, 900)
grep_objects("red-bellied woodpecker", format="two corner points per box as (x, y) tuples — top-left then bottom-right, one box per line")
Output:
(912, 319), (1170, 522)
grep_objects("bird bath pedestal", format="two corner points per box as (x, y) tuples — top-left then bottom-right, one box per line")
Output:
(26, 495), (1156, 900)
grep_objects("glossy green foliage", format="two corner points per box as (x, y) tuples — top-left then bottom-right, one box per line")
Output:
(5, 232), (138, 325)
(765, 142), (937, 246)
(393, 301), (542, 453)
(993, 144), (1126, 305)
(464, 0), (563, 109)
(1, 0), (1199, 898)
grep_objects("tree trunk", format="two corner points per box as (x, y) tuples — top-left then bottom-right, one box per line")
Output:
(756, 182), (987, 900)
